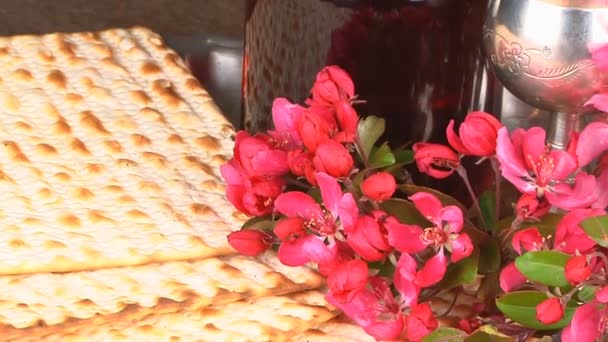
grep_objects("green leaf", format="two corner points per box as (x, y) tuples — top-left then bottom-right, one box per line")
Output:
(496, 291), (577, 330)
(581, 214), (608, 247)
(241, 215), (276, 231)
(357, 115), (385, 160)
(307, 187), (322, 203)
(479, 190), (497, 230)
(369, 260), (397, 278)
(464, 326), (514, 342)
(399, 184), (467, 213)
(437, 249), (479, 290)
(422, 327), (467, 342)
(380, 198), (429, 226)
(478, 240), (501, 273)
(515, 250), (569, 287)
(369, 142), (396, 169)
(393, 148), (414, 165)
(578, 286), (598, 303)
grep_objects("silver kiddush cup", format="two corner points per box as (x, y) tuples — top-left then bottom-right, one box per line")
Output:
(483, 0), (608, 148)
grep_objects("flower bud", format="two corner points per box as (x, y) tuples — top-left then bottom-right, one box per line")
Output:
(297, 111), (333, 153)
(361, 172), (396, 202)
(311, 65), (355, 106)
(536, 297), (564, 324)
(287, 150), (316, 185)
(333, 101), (358, 143)
(412, 143), (459, 179)
(234, 131), (289, 177)
(565, 255), (592, 285)
(511, 227), (543, 255)
(446, 111), (502, 157)
(313, 140), (354, 178)
(227, 230), (273, 256)
(515, 193), (551, 220)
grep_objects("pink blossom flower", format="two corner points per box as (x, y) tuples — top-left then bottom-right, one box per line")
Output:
(273, 217), (333, 266)
(404, 303), (438, 342)
(345, 213), (393, 262)
(554, 208), (606, 254)
(500, 262), (527, 293)
(313, 139), (354, 178)
(269, 97), (304, 150)
(511, 227), (543, 255)
(273, 172), (357, 266)
(387, 192), (473, 269)
(220, 160), (285, 217)
(326, 276), (404, 341)
(515, 193), (551, 221)
(310, 65), (355, 107)
(562, 286), (608, 342)
(496, 127), (597, 210)
(361, 172), (396, 202)
(233, 131), (289, 177)
(227, 230), (273, 256)
(412, 143), (460, 179)
(446, 111), (503, 157)
(565, 255), (592, 285)
(536, 297), (564, 324)
(327, 259), (369, 303)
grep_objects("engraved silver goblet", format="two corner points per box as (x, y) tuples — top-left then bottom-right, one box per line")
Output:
(483, 0), (608, 149)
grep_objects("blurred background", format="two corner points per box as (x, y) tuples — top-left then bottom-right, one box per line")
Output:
(0, 0), (246, 38)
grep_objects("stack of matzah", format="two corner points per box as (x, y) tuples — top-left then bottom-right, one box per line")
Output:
(0, 26), (373, 341)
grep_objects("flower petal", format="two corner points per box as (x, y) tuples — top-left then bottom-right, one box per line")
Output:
(409, 192), (443, 221)
(561, 302), (601, 342)
(274, 191), (322, 219)
(446, 119), (469, 154)
(496, 128), (535, 193)
(500, 262), (527, 293)
(439, 205), (464, 233)
(450, 233), (473, 262)
(416, 249), (447, 288)
(521, 127), (547, 169)
(316, 172), (342, 218)
(339, 193), (359, 233)
(278, 234), (332, 266)
(576, 121), (608, 168)
(387, 223), (426, 253)
(547, 172), (598, 210)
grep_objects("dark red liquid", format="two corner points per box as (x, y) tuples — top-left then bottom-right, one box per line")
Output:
(243, 0), (495, 201)
(244, 0), (492, 145)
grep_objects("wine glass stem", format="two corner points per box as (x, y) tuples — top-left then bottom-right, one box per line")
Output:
(548, 112), (581, 150)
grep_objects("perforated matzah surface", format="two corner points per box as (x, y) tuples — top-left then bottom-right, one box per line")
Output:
(0, 26), (244, 275)
(0, 252), (324, 328)
(2, 291), (339, 342)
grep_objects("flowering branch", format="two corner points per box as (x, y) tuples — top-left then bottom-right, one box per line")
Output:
(221, 65), (608, 342)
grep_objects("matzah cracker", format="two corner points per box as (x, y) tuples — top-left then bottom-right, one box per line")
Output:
(295, 316), (376, 342)
(0, 27), (245, 275)
(0, 251), (324, 328)
(2, 291), (339, 342)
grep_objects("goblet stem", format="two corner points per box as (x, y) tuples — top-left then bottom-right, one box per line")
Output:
(547, 112), (582, 150)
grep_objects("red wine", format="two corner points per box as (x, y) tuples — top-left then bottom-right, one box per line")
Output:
(243, 0), (493, 147)
(243, 0), (496, 202)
